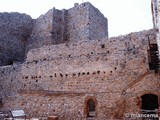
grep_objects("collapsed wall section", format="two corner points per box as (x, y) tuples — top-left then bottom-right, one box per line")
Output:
(0, 12), (33, 66)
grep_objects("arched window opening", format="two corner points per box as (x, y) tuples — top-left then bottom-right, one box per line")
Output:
(87, 99), (96, 117)
(141, 94), (159, 119)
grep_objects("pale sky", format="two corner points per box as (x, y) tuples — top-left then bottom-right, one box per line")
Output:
(0, 0), (153, 37)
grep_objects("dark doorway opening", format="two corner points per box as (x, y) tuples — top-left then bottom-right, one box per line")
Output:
(141, 94), (159, 119)
(87, 99), (96, 117)
(6, 59), (14, 65)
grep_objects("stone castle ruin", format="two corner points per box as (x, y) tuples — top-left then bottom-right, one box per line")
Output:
(0, 1), (159, 120)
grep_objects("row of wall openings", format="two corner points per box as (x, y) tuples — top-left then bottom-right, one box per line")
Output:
(22, 70), (104, 80)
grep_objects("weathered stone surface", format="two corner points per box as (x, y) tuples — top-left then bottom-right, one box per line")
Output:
(0, 2), (159, 120)
(0, 28), (159, 119)
(0, 12), (33, 66)
(26, 2), (108, 52)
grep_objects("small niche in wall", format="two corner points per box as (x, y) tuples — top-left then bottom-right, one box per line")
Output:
(92, 72), (96, 75)
(60, 73), (63, 78)
(78, 73), (81, 76)
(0, 98), (3, 106)
(6, 59), (14, 65)
(43, 58), (46, 61)
(97, 71), (100, 74)
(101, 44), (105, 48)
(65, 74), (68, 77)
(54, 73), (57, 77)
(115, 67), (117, 70)
(73, 73), (76, 77)
(82, 72), (85, 75)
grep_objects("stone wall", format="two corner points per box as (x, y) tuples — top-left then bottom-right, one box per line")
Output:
(0, 29), (159, 119)
(0, 2), (159, 120)
(0, 12), (33, 66)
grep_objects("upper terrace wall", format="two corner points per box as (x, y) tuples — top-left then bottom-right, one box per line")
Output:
(0, 13), (33, 66)
(25, 30), (155, 90)
(0, 29), (159, 119)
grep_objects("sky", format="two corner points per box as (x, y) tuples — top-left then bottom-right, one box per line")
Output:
(0, 0), (153, 37)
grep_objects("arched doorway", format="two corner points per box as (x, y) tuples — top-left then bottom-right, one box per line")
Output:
(87, 99), (96, 117)
(84, 97), (97, 119)
(141, 94), (159, 119)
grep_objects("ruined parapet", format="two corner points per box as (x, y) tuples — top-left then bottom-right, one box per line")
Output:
(0, 12), (33, 66)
